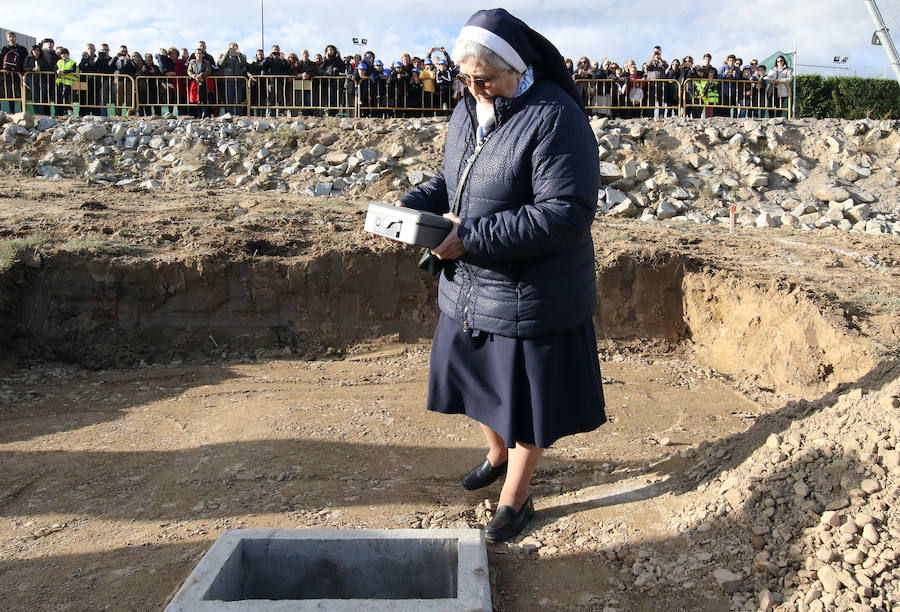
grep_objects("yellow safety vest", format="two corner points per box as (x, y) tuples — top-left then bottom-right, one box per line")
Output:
(693, 80), (719, 104)
(55, 59), (78, 86)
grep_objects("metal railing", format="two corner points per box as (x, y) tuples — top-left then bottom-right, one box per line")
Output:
(682, 78), (792, 118)
(19, 71), (135, 116)
(1, 71), (23, 111)
(580, 78), (682, 118)
(354, 78), (459, 117)
(246, 75), (353, 115)
(8, 73), (793, 119)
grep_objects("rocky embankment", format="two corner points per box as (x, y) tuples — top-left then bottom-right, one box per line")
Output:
(1, 111), (898, 237)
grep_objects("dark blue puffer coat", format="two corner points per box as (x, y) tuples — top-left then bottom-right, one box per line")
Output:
(399, 79), (600, 338)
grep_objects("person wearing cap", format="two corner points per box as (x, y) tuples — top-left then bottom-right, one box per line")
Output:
(369, 59), (385, 116)
(738, 64), (753, 118)
(350, 61), (375, 117)
(434, 57), (454, 109)
(396, 8), (605, 543)
(392, 60), (411, 115)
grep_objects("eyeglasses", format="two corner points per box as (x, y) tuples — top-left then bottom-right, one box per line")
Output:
(457, 70), (506, 88)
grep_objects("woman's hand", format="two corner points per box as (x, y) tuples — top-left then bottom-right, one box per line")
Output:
(432, 212), (465, 260)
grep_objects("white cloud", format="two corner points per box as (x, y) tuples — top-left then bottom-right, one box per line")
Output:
(3, 0), (895, 77)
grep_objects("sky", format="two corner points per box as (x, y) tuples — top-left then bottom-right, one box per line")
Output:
(4, 1), (900, 78)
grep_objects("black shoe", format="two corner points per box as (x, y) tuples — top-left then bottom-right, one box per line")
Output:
(461, 458), (507, 491)
(485, 497), (534, 543)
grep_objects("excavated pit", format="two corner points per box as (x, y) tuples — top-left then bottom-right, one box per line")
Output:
(0, 248), (875, 397)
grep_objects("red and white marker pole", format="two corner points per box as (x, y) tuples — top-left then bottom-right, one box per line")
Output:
(729, 205), (736, 234)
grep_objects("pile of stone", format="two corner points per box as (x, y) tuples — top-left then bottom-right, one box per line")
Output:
(591, 116), (900, 237)
(0, 110), (442, 198)
(1, 110), (898, 237)
(664, 377), (900, 611)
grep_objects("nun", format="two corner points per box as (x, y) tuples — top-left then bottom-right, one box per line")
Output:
(397, 8), (606, 542)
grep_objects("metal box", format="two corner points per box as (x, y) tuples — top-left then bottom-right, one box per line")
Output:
(364, 203), (452, 248)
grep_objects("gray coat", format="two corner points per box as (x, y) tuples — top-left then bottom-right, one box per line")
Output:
(400, 80), (599, 338)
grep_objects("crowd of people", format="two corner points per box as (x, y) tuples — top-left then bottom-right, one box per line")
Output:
(568, 46), (794, 118)
(0, 31), (794, 118)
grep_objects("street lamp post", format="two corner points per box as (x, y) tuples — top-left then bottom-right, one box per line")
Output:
(833, 56), (850, 75)
(261, 0), (265, 52)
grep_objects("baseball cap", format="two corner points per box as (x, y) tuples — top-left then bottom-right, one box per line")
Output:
(382, 68), (391, 76)
(374, 59), (383, 66)
(742, 65), (751, 71)
(437, 58), (447, 65)
(358, 62), (368, 70)
(411, 67), (420, 73)
(424, 58), (433, 65)
(393, 61), (402, 68)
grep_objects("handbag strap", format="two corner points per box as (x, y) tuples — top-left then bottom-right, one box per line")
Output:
(451, 130), (494, 217)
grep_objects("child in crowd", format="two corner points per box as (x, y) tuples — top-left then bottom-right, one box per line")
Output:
(55, 47), (78, 114)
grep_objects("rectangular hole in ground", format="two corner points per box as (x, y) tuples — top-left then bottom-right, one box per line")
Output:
(204, 537), (459, 601)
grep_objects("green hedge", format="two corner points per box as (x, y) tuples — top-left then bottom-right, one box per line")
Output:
(796, 75), (900, 119)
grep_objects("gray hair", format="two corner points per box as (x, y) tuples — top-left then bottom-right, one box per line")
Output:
(451, 40), (514, 72)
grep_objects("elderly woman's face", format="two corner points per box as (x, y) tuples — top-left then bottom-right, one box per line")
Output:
(457, 57), (520, 108)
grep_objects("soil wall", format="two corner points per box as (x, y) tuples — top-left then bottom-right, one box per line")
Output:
(0, 249), (875, 397)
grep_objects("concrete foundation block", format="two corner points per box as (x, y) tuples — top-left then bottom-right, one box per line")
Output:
(165, 528), (491, 611)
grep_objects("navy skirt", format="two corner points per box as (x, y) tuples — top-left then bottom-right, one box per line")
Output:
(426, 313), (607, 448)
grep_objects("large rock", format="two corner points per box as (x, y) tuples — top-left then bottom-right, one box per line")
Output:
(324, 151), (349, 165)
(36, 116), (59, 132)
(812, 186), (851, 202)
(77, 124), (108, 141)
(845, 203), (871, 223)
(10, 111), (35, 128)
(837, 165), (860, 181)
(607, 200), (639, 218)
(756, 212), (778, 228)
(357, 148), (379, 161)
(656, 201), (679, 220)
(711, 568), (743, 593)
(605, 187), (630, 206)
(36, 165), (61, 180)
(389, 142), (405, 159)
(598, 162), (622, 184)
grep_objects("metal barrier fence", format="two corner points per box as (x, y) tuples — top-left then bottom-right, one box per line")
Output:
(354, 78), (459, 117)
(7, 73), (792, 119)
(19, 71), (135, 116)
(580, 78), (682, 118)
(132, 75), (251, 116)
(247, 75), (353, 115)
(682, 78), (792, 119)
(1, 71), (23, 111)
